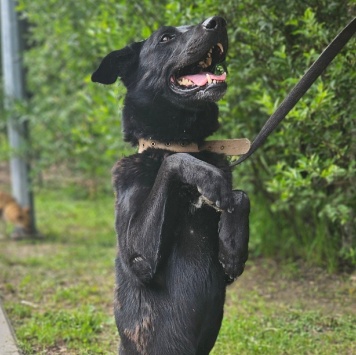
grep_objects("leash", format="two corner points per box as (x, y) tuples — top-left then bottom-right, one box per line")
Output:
(231, 17), (356, 168)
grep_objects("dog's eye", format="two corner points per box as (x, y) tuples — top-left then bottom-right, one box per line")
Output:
(160, 34), (175, 43)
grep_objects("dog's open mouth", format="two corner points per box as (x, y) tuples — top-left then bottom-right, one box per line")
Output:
(170, 42), (227, 92)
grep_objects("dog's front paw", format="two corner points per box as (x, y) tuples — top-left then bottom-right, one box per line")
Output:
(196, 180), (233, 212)
(165, 154), (233, 211)
(217, 190), (250, 284)
(130, 255), (153, 283)
(219, 250), (247, 284)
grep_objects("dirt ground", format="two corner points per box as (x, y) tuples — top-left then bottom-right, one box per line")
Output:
(229, 258), (356, 316)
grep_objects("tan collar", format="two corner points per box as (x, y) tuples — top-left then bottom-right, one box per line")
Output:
(138, 138), (250, 156)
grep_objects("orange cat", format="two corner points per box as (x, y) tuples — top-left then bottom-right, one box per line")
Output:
(0, 191), (31, 236)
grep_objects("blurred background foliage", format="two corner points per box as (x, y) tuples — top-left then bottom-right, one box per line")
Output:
(0, 0), (355, 270)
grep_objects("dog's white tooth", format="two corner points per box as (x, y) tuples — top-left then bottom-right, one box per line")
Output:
(217, 43), (224, 53)
(206, 57), (212, 66)
(206, 74), (212, 84)
(179, 78), (194, 86)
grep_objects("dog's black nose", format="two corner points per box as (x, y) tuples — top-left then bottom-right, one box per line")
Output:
(202, 16), (226, 31)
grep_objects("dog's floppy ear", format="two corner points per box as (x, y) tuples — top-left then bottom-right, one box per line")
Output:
(91, 41), (144, 85)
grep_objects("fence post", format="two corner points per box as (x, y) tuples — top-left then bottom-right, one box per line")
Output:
(1, 0), (36, 234)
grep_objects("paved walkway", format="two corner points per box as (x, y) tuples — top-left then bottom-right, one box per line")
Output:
(0, 300), (21, 355)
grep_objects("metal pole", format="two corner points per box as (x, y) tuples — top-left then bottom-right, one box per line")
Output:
(1, 0), (36, 233)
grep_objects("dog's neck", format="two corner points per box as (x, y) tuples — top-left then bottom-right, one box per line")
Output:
(122, 97), (220, 145)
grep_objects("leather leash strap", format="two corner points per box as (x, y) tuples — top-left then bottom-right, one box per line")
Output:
(138, 138), (251, 156)
(231, 17), (356, 168)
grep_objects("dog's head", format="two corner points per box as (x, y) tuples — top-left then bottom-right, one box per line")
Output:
(92, 17), (228, 105)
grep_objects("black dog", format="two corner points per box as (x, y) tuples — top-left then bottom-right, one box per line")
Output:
(92, 16), (249, 355)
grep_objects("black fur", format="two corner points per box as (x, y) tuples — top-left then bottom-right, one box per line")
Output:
(92, 16), (250, 355)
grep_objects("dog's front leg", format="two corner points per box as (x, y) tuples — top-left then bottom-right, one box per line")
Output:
(114, 153), (233, 284)
(115, 177), (170, 284)
(218, 190), (250, 284)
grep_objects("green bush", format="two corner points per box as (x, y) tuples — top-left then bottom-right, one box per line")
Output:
(220, 1), (355, 269)
(6, 0), (356, 268)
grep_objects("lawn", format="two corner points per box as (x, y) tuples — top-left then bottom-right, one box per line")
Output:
(0, 188), (355, 354)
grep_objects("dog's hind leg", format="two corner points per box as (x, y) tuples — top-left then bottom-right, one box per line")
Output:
(218, 189), (250, 283)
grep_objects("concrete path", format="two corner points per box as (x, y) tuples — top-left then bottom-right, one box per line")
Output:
(0, 300), (21, 355)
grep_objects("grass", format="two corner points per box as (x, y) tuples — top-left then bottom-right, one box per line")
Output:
(0, 188), (117, 354)
(213, 295), (355, 355)
(0, 187), (355, 354)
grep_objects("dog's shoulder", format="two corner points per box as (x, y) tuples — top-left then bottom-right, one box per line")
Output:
(112, 151), (231, 187)
(112, 151), (169, 190)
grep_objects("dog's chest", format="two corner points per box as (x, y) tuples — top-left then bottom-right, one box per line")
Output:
(165, 188), (221, 250)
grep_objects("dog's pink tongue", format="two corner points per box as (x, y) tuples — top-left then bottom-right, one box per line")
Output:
(181, 72), (226, 86)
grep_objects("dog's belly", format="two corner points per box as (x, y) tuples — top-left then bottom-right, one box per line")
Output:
(115, 207), (225, 352)
(115, 260), (225, 353)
